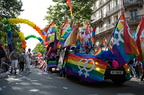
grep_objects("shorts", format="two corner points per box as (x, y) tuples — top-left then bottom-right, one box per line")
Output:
(11, 60), (18, 68)
(25, 59), (30, 69)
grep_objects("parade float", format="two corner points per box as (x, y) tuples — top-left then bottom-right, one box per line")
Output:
(56, 13), (138, 84)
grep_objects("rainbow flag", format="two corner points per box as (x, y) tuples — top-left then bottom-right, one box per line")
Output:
(94, 45), (102, 56)
(44, 22), (56, 35)
(47, 60), (57, 68)
(66, 0), (72, 16)
(89, 25), (96, 46)
(59, 19), (72, 46)
(100, 39), (107, 47)
(60, 19), (70, 37)
(112, 12), (138, 65)
(45, 34), (50, 43)
(65, 53), (108, 83)
(56, 41), (62, 49)
(136, 17), (144, 62)
(64, 24), (79, 46)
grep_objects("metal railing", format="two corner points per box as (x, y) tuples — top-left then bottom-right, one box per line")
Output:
(126, 15), (144, 23)
(93, 0), (111, 12)
(105, 4), (122, 17)
(124, 0), (144, 5)
(96, 22), (116, 34)
(91, 15), (102, 23)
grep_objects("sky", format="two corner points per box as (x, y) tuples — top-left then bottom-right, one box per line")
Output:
(18, 0), (55, 51)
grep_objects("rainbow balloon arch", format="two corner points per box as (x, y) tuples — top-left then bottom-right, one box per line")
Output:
(4, 18), (46, 52)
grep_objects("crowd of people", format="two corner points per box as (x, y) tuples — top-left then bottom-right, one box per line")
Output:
(1, 41), (144, 83)
(0, 42), (39, 77)
(128, 59), (144, 82)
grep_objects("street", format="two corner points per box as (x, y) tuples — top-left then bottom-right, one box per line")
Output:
(0, 67), (144, 95)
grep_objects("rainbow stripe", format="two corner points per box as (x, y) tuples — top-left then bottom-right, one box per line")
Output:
(59, 19), (72, 46)
(101, 39), (107, 47)
(44, 22), (56, 35)
(94, 45), (102, 56)
(65, 53), (108, 83)
(47, 60), (57, 68)
(112, 12), (138, 65)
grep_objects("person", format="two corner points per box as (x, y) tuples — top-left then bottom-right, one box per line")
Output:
(140, 63), (144, 82)
(9, 48), (20, 75)
(19, 52), (25, 72)
(25, 48), (32, 73)
(134, 61), (142, 78)
(0, 42), (6, 68)
(128, 59), (138, 78)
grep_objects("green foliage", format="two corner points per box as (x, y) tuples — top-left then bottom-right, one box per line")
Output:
(33, 43), (46, 55)
(0, 0), (23, 51)
(44, 0), (94, 30)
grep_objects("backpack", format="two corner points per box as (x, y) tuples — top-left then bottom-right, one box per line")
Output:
(20, 54), (25, 61)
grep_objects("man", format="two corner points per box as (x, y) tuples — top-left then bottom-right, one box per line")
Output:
(25, 48), (32, 73)
(0, 42), (6, 68)
(9, 48), (19, 75)
(19, 52), (25, 72)
(0, 42), (6, 59)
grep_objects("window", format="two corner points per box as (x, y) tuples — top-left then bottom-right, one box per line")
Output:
(114, 0), (118, 7)
(108, 19), (111, 24)
(130, 10), (138, 19)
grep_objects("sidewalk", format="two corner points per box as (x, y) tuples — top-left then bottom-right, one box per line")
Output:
(130, 77), (144, 85)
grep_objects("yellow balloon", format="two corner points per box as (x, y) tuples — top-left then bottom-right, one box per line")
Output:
(18, 31), (25, 40)
(7, 18), (44, 40)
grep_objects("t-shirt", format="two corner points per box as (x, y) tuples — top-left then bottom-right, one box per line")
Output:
(11, 51), (19, 60)
(25, 52), (31, 60)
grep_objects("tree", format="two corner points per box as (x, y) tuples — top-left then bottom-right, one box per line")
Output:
(44, 0), (94, 30)
(33, 43), (46, 55)
(0, 0), (23, 50)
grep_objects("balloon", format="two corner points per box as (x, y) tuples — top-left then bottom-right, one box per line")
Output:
(25, 35), (43, 43)
(7, 30), (12, 39)
(18, 31), (25, 40)
(6, 24), (11, 31)
(6, 18), (45, 39)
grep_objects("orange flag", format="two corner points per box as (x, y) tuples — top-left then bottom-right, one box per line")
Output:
(66, 0), (73, 16)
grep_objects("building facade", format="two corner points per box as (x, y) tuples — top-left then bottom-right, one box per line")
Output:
(91, 0), (144, 46)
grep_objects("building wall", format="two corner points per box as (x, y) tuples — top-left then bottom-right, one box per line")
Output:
(91, 0), (144, 47)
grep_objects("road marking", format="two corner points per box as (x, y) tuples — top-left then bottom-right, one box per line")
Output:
(117, 93), (135, 95)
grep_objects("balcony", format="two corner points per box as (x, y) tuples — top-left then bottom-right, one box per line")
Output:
(124, 0), (144, 7)
(126, 15), (144, 25)
(91, 15), (102, 23)
(105, 5), (122, 18)
(93, 0), (111, 13)
(96, 22), (116, 35)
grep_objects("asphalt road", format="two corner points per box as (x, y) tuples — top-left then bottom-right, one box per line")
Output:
(0, 67), (144, 95)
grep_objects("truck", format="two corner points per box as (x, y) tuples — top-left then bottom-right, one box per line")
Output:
(57, 46), (131, 85)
